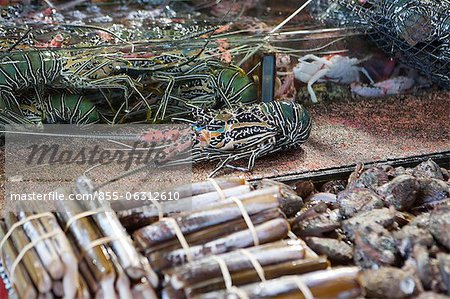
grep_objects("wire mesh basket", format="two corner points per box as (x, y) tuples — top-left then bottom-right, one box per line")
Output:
(310, 0), (450, 88)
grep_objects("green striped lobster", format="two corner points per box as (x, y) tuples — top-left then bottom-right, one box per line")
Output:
(0, 48), (258, 124)
(23, 93), (101, 125)
(190, 101), (311, 176)
(119, 53), (258, 121)
(136, 101), (312, 177)
(0, 49), (147, 120)
(0, 93), (101, 126)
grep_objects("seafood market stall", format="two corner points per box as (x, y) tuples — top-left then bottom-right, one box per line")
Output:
(0, 0), (449, 298)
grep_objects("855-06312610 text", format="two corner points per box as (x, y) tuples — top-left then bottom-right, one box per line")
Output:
(9, 191), (180, 201)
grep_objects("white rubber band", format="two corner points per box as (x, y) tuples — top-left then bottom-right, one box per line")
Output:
(79, 236), (121, 261)
(208, 179), (258, 245)
(9, 230), (62, 285)
(230, 197), (259, 246)
(239, 249), (266, 282)
(211, 255), (249, 299)
(288, 231), (298, 240)
(207, 178), (226, 201)
(211, 255), (233, 290)
(293, 277), (314, 299)
(228, 286), (250, 299)
(165, 218), (193, 262)
(0, 212), (55, 252)
(151, 199), (164, 221)
(64, 209), (104, 232)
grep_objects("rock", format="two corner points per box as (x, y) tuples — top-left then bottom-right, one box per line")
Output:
(320, 180), (346, 194)
(306, 192), (337, 204)
(414, 245), (432, 290)
(437, 253), (450, 295)
(377, 175), (419, 211)
(393, 225), (435, 257)
(414, 292), (450, 299)
(349, 166), (389, 191)
(413, 159), (444, 180)
(416, 177), (450, 207)
(338, 188), (384, 218)
(304, 237), (353, 264)
(259, 179), (303, 217)
(410, 213), (431, 229)
(294, 207), (341, 237)
(360, 267), (420, 298)
(354, 224), (399, 268)
(294, 180), (315, 199)
(429, 206), (450, 251)
(342, 207), (395, 240)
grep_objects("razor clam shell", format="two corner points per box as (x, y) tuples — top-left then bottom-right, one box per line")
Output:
(15, 207), (64, 280)
(118, 184), (253, 231)
(4, 213), (52, 294)
(171, 257), (330, 298)
(164, 240), (310, 291)
(0, 221), (38, 299)
(171, 178), (248, 198)
(147, 209), (282, 254)
(75, 176), (159, 287)
(26, 201), (80, 299)
(148, 218), (290, 271)
(55, 190), (117, 290)
(133, 191), (279, 250)
(192, 267), (361, 299)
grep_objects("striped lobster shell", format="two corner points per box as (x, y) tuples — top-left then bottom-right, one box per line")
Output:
(183, 101), (312, 176)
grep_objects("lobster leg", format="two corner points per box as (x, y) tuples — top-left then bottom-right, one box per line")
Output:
(0, 88), (21, 112)
(306, 68), (329, 103)
(359, 67), (375, 84)
(208, 142), (274, 177)
(84, 74), (149, 111)
(152, 72), (237, 121)
(299, 54), (333, 66)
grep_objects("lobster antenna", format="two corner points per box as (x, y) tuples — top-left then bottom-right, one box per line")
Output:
(55, 0), (88, 11)
(6, 28), (32, 52)
(179, 0), (238, 63)
(60, 24), (135, 52)
(92, 0), (239, 188)
(42, 0), (55, 9)
(237, 0), (314, 66)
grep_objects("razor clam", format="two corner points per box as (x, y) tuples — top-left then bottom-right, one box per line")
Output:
(148, 218), (290, 271)
(117, 184), (253, 230)
(181, 257), (330, 297)
(4, 213), (52, 293)
(133, 191), (279, 250)
(192, 267), (361, 299)
(55, 189), (117, 299)
(15, 203), (64, 280)
(163, 240), (330, 298)
(172, 178), (248, 198)
(165, 240), (306, 288)
(75, 176), (159, 289)
(30, 206), (79, 299)
(147, 209), (283, 254)
(0, 221), (38, 299)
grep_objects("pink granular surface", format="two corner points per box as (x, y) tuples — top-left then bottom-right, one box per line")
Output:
(193, 91), (450, 180)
